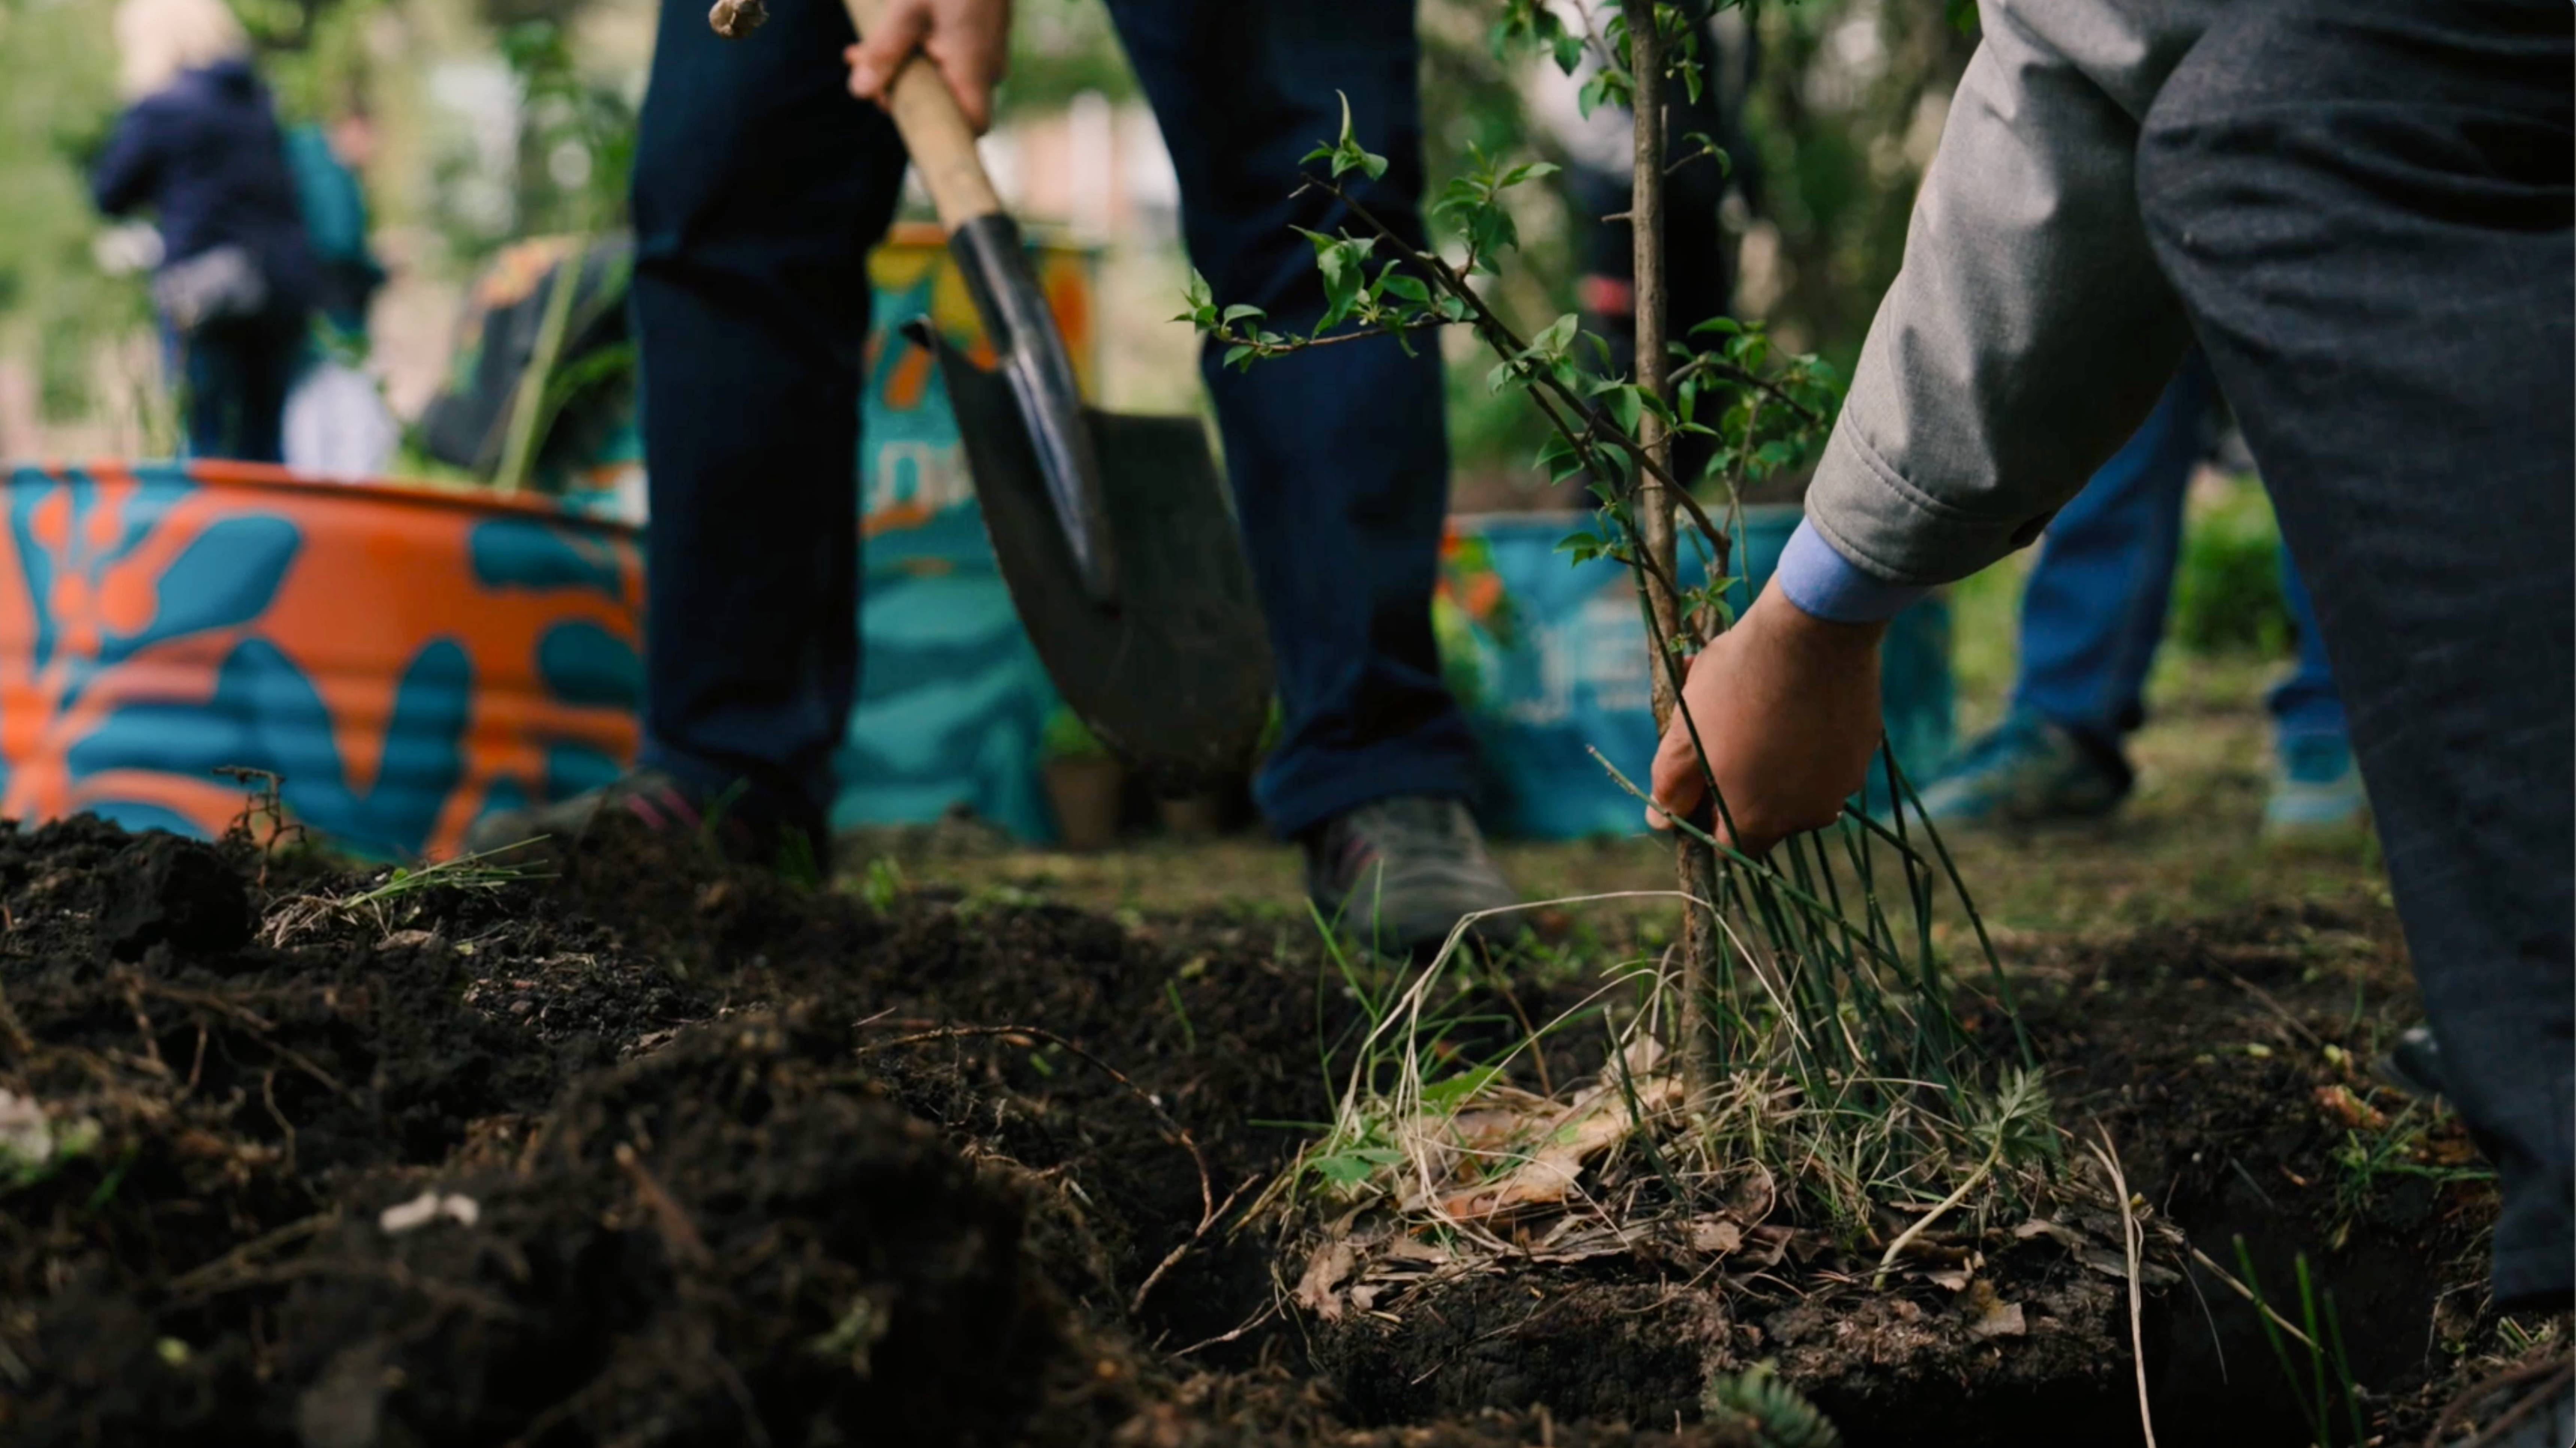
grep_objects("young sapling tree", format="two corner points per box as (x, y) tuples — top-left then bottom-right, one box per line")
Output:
(1192, 0), (2046, 1243)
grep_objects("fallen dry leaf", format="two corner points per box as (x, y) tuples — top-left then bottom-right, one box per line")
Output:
(1415, 1040), (1682, 1222)
(1689, 1217), (1745, 1257)
(1382, 1234), (1450, 1266)
(1968, 1300), (2026, 1341)
(2012, 1217), (2086, 1252)
(1962, 1278), (2025, 1340)
(1295, 1238), (1358, 1322)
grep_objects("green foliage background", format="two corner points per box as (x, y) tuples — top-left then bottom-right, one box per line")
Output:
(0, 0), (138, 424)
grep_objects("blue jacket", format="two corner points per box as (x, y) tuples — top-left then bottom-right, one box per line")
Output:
(93, 60), (316, 314)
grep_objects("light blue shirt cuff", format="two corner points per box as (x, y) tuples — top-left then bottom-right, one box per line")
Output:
(1773, 517), (1928, 624)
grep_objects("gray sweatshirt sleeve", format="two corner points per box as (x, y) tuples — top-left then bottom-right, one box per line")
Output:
(1800, 0), (2211, 587)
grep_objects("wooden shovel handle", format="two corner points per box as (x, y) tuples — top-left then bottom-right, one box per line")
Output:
(839, 0), (1004, 228)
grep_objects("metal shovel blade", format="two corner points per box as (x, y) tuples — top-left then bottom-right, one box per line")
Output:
(914, 326), (1276, 792)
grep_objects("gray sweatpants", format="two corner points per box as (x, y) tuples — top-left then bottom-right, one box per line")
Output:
(2139, 0), (2573, 1309)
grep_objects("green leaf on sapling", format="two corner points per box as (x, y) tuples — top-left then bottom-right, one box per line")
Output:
(1531, 312), (1580, 358)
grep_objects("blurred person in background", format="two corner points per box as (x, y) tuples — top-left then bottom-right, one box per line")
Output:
(284, 106), (387, 350)
(92, 0), (315, 464)
(1916, 350), (2363, 840)
(279, 103), (400, 476)
(465, 0), (1521, 952)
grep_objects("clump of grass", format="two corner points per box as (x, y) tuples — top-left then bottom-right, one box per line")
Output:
(333, 848), (535, 913)
(262, 845), (544, 946)
(2327, 1098), (2494, 1248)
(1274, 759), (2055, 1277)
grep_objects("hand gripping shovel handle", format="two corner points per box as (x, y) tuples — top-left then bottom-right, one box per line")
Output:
(828, 0), (1119, 603)
(835, 0), (1003, 226)
(703, 0), (1001, 223)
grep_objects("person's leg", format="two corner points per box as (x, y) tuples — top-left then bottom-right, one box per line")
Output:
(2142, 0), (2574, 1310)
(182, 324), (243, 460)
(2260, 539), (2369, 835)
(234, 310), (304, 466)
(1920, 356), (2207, 823)
(628, 0), (906, 830)
(1104, 0), (1478, 839)
(2266, 543), (2346, 740)
(2010, 354), (2212, 747)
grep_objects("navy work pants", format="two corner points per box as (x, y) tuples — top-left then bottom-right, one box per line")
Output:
(2141, 0), (2573, 1308)
(176, 307), (303, 464)
(628, 0), (1474, 838)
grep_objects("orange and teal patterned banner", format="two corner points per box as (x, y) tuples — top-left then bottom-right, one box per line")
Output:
(835, 227), (1098, 842)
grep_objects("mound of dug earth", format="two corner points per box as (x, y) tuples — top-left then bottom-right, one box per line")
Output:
(0, 822), (1043, 1447)
(0, 814), (2521, 1446)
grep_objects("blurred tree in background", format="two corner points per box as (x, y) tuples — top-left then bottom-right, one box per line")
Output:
(1741, 0), (1974, 365)
(0, 0), (1973, 465)
(1000, 0), (1137, 113)
(0, 0), (143, 430)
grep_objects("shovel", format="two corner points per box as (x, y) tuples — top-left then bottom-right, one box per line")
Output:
(720, 0), (1277, 793)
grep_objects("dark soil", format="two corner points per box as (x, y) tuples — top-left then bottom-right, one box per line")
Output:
(0, 815), (2529, 1445)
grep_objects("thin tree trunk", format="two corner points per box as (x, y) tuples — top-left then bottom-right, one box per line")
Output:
(1624, 0), (1718, 1102)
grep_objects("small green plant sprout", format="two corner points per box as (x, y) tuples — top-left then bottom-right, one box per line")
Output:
(335, 847), (534, 913)
(1162, 975), (1198, 1052)
(2324, 1095), (2493, 1250)
(807, 1290), (894, 1375)
(1702, 1361), (1842, 1448)
(2233, 1237), (2371, 1448)
(859, 855), (907, 913)
(1040, 704), (1109, 761)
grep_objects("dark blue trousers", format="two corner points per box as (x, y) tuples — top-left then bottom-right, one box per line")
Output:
(176, 308), (303, 464)
(630, 0), (1474, 837)
(2142, 0), (2573, 1308)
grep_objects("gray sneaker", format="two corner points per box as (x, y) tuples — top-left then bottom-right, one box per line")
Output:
(1915, 712), (2132, 826)
(1304, 796), (1519, 953)
(2263, 730), (2370, 842)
